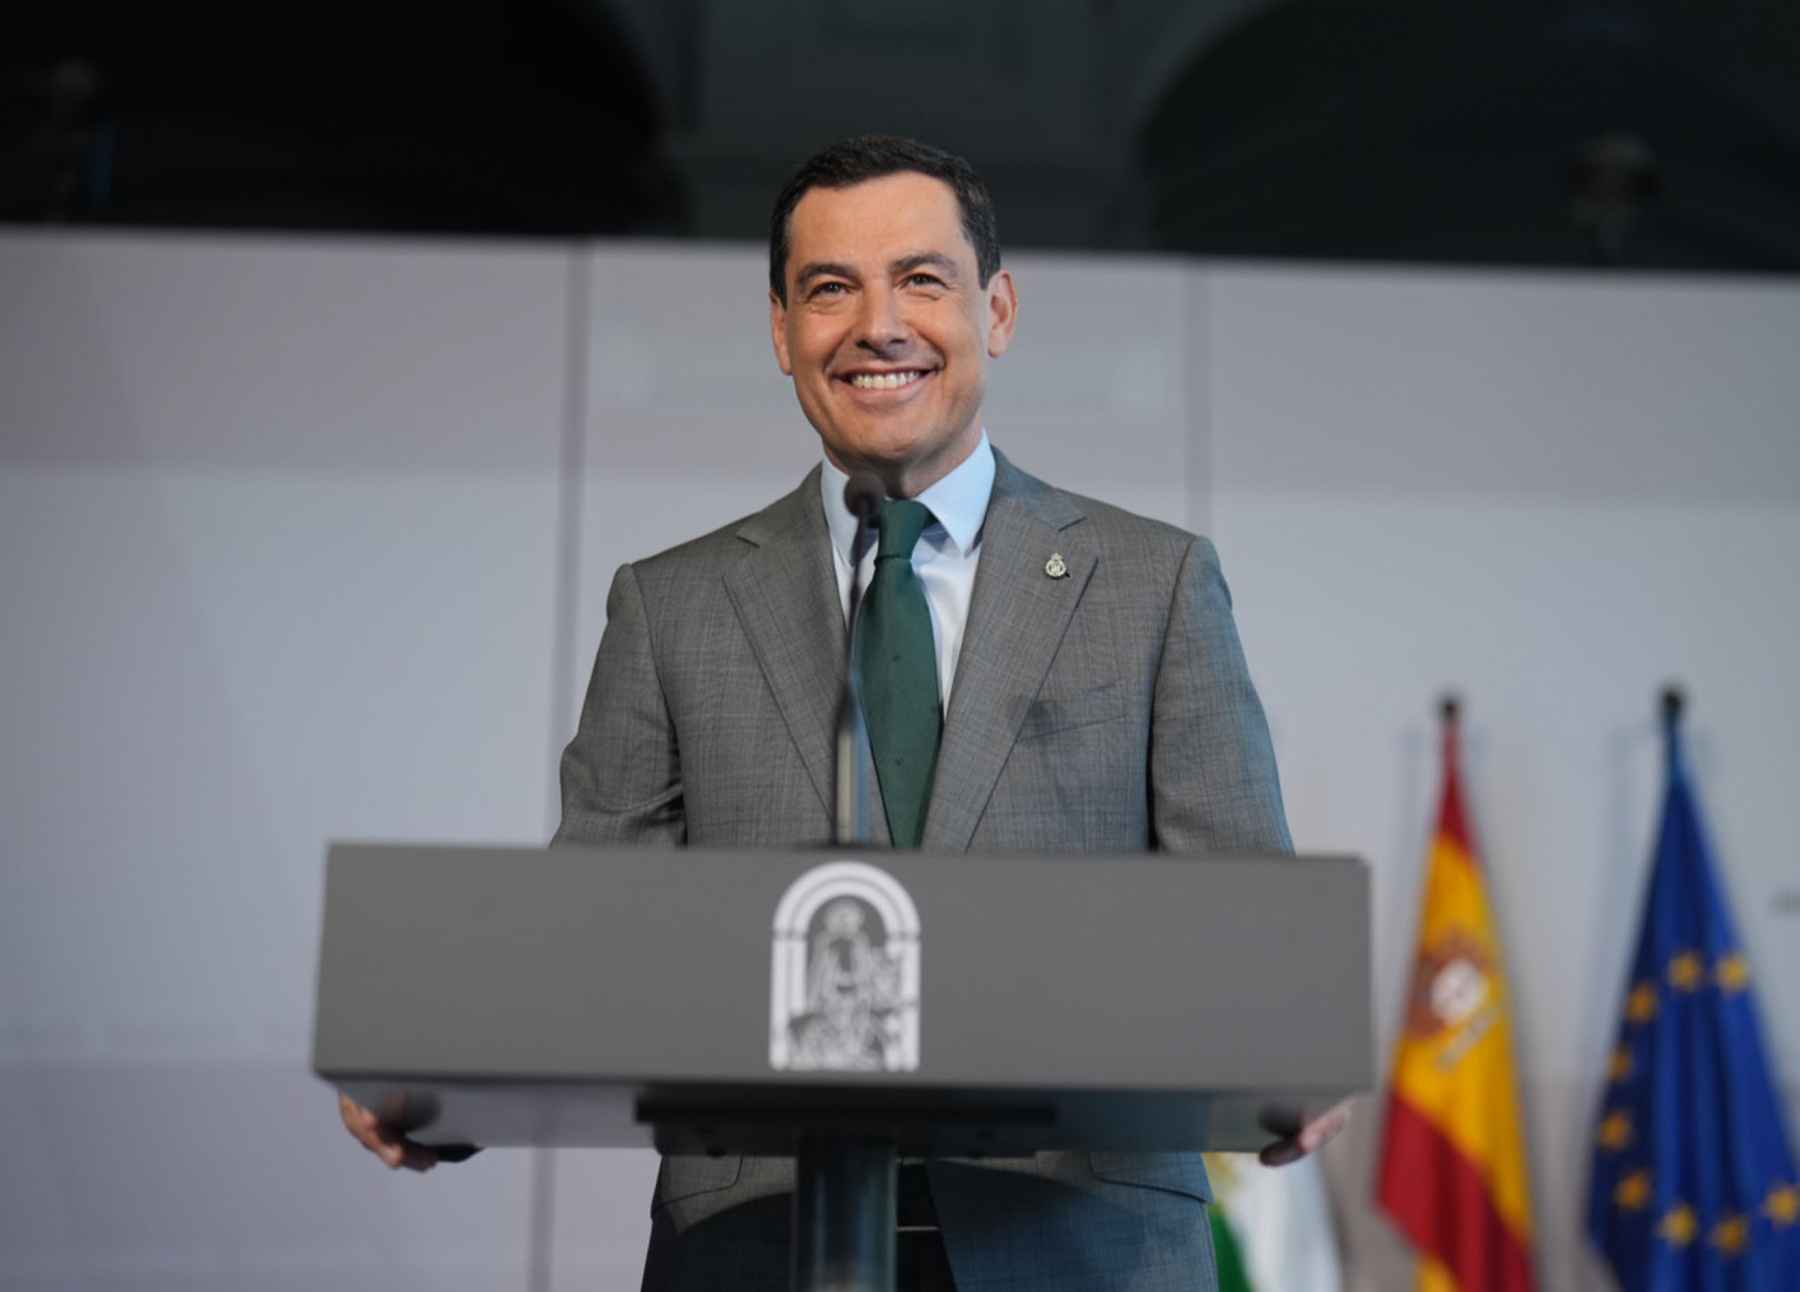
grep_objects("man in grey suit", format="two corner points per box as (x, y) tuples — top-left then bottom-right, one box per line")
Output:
(340, 135), (1346, 1290)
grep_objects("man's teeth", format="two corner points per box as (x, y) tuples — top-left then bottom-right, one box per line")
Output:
(849, 371), (926, 390)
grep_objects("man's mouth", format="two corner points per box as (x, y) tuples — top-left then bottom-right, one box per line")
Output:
(841, 369), (932, 391)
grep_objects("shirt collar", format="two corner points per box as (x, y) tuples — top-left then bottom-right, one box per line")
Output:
(820, 429), (995, 562)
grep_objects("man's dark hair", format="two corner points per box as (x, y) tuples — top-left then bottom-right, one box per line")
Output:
(768, 135), (1002, 304)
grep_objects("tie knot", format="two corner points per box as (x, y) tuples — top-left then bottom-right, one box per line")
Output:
(876, 498), (933, 560)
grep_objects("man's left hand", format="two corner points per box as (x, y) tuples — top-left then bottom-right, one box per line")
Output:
(1257, 1099), (1352, 1167)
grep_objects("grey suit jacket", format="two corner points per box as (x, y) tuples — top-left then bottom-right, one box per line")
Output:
(555, 450), (1292, 1292)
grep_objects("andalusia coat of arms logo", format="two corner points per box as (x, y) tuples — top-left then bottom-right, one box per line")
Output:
(769, 861), (921, 1072)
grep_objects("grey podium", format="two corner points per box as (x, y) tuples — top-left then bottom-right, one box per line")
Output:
(313, 843), (1371, 1290)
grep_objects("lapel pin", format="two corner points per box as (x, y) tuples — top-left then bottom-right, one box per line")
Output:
(1045, 553), (1068, 579)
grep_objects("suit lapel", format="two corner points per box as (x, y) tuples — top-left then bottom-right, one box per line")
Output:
(922, 453), (1093, 851)
(722, 469), (847, 822)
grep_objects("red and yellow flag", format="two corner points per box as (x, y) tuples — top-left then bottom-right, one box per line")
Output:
(1377, 701), (1537, 1292)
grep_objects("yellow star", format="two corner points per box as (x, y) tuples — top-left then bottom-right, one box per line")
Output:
(1614, 1170), (1653, 1210)
(1765, 1184), (1800, 1227)
(1597, 1110), (1634, 1151)
(1626, 981), (1659, 1022)
(1608, 1047), (1633, 1082)
(1667, 951), (1704, 992)
(1657, 1203), (1697, 1246)
(1710, 1214), (1749, 1256)
(1716, 953), (1752, 993)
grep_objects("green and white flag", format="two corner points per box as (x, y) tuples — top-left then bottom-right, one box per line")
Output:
(1205, 1154), (1344, 1292)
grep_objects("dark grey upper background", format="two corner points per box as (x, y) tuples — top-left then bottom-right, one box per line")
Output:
(6, 0), (1800, 274)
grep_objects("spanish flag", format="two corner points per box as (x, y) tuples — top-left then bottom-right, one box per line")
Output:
(1377, 698), (1537, 1292)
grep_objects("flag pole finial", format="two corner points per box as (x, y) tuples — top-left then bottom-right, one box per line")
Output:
(1439, 694), (1463, 773)
(1661, 684), (1685, 730)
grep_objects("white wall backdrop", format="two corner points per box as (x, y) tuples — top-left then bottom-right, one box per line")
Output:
(3, 230), (1796, 1291)
(1206, 266), (1800, 1291)
(0, 231), (571, 1291)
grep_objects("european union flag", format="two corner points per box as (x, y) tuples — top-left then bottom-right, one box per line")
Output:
(1587, 693), (1800, 1291)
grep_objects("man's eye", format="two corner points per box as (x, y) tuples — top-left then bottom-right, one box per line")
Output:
(904, 274), (944, 288)
(810, 282), (847, 298)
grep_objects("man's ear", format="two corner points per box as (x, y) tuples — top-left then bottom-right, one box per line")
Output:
(770, 290), (793, 375)
(985, 268), (1018, 359)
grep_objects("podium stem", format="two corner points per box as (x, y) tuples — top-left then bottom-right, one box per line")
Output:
(792, 1135), (896, 1292)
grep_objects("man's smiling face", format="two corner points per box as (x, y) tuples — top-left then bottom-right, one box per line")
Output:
(770, 170), (1017, 497)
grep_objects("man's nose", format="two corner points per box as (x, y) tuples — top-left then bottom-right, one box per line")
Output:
(854, 284), (908, 350)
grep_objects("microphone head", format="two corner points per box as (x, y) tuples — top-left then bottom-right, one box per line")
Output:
(843, 471), (885, 523)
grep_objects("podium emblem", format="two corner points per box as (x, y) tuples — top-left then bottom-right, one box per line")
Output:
(770, 860), (921, 1072)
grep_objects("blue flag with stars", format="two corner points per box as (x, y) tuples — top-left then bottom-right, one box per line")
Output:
(1587, 699), (1800, 1290)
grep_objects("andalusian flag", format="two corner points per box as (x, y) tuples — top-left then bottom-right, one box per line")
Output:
(1205, 1154), (1343, 1292)
(1377, 698), (1537, 1292)
(1586, 690), (1799, 1290)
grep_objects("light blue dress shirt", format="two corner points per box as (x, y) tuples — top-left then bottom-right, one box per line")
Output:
(820, 430), (995, 710)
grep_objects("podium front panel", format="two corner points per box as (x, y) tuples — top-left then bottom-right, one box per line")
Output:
(314, 844), (1370, 1154)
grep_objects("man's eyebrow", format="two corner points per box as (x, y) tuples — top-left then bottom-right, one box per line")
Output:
(892, 252), (959, 278)
(794, 261), (858, 289)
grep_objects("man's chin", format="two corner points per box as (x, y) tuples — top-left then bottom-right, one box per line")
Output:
(823, 425), (941, 471)
(810, 408), (982, 486)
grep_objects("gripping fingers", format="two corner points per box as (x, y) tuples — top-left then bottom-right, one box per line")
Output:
(1255, 1100), (1352, 1167)
(338, 1093), (437, 1172)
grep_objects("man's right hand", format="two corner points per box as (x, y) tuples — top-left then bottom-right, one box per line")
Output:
(338, 1093), (440, 1172)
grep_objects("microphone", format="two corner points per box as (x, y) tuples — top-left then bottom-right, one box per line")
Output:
(843, 471), (885, 526)
(834, 472), (885, 845)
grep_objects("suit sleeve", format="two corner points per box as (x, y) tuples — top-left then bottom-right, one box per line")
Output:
(1148, 536), (1294, 855)
(553, 562), (685, 846)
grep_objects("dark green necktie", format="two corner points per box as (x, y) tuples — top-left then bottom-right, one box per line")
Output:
(857, 499), (942, 848)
